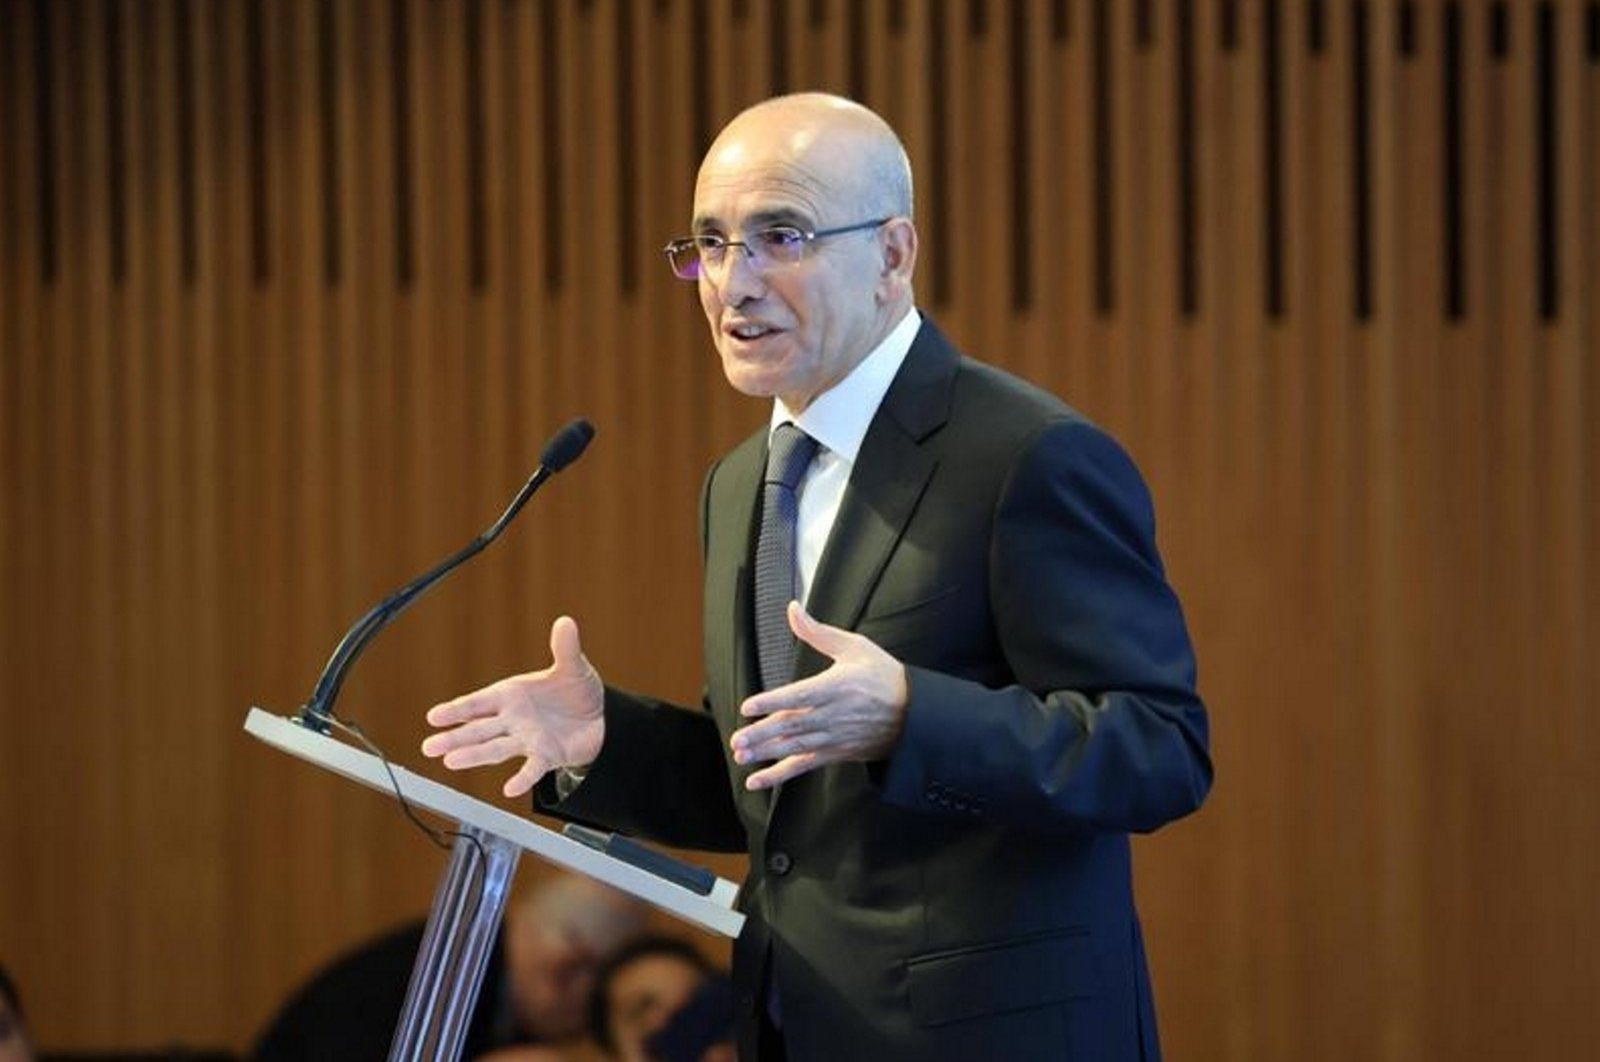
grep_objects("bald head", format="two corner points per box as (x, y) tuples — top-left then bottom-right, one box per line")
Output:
(512, 872), (649, 951)
(696, 93), (913, 228)
(502, 874), (649, 1041)
(689, 94), (921, 412)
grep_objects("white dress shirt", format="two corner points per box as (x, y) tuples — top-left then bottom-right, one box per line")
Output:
(769, 308), (922, 604)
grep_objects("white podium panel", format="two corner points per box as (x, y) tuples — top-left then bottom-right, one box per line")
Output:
(244, 707), (745, 936)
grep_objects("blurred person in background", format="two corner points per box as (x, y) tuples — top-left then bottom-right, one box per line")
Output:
(588, 937), (732, 1062)
(0, 965), (35, 1062)
(498, 875), (653, 1046)
(472, 1048), (570, 1062)
(252, 872), (648, 1061)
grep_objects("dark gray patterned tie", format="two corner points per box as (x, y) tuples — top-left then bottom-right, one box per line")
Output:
(754, 423), (819, 691)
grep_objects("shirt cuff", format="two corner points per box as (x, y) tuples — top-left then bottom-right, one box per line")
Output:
(553, 764), (589, 800)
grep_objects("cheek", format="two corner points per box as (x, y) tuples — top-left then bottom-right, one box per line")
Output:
(698, 281), (722, 321)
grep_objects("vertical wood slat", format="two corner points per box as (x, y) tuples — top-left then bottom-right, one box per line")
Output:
(1352, 0), (1376, 316)
(1537, 1), (1560, 318)
(1007, 0), (1032, 314)
(950, 0), (1008, 347)
(502, 0), (550, 667)
(121, 0), (156, 1029)
(1482, 15), (1542, 1057)
(1374, 3), (1431, 1054)
(1540, 0), (1594, 1030)
(33, 0), (60, 283)
(1443, 0), (1466, 317)
(203, 0), (260, 1031)
(924, 0), (952, 306)
(1212, 3), (1281, 1056)
(179, 0), (228, 1030)
(0, 4), (21, 955)
(1009, 0), (1059, 396)
(1262, 2), (1303, 1033)
(67, 0), (120, 1035)
(1, 0), (40, 1025)
(1, 1), (1596, 1057)
(1581, 2), (1599, 1017)
(1144, 5), (1227, 1056)
(1299, 1), (1373, 1054)
(391, 0), (415, 287)
(1091, 0), (1116, 315)
(1428, 4), (1486, 1054)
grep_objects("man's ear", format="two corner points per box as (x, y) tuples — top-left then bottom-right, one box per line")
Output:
(877, 218), (919, 298)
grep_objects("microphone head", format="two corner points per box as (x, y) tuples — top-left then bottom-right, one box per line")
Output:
(540, 417), (596, 472)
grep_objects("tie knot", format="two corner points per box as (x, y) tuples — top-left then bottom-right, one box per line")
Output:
(765, 423), (818, 490)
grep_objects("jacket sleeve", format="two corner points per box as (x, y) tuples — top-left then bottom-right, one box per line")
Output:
(534, 684), (749, 852)
(879, 417), (1213, 834)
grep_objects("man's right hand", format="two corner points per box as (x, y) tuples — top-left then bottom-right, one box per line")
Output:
(421, 615), (605, 798)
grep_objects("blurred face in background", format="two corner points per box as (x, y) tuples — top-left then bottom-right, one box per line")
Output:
(605, 953), (707, 1062)
(0, 993), (33, 1062)
(505, 915), (607, 1041)
(503, 878), (648, 1041)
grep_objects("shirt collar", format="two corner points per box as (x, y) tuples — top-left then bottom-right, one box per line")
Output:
(769, 308), (921, 462)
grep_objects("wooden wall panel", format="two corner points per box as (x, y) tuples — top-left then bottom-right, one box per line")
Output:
(1, 1), (1596, 1057)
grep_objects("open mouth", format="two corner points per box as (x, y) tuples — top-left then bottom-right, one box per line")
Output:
(726, 321), (779, 342)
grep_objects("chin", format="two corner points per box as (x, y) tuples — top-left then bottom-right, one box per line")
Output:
(718, 354), (786, 400)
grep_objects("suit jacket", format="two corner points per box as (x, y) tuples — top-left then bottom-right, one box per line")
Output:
(541, 319), (1212, 1061)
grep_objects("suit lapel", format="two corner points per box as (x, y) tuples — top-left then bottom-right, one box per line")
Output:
(800, 322), (959, 665)
(712, 321), (962, 827)
(800, 430), (934, 657)
(705, 429), (767, 721)
(764, 324), (958, 825)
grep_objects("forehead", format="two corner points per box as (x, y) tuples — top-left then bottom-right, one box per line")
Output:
(691, 163), (834, 231)
(692, 118), (863, 231)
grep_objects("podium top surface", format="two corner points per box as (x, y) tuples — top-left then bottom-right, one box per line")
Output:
(244, 707), (745, 938)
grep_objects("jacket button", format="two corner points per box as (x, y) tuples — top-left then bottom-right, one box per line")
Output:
(766, 850), (793, 876)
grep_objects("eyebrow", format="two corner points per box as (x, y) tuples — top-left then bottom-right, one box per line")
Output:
(691, 207), (814, 234)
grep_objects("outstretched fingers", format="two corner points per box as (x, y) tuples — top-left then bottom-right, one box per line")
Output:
(503, 757), (549, 799)
(439, 734), (526, 771)
(425, 686), (498, 729)
(745, 751), (820, 791)
(421, 689), (508, 757)
(423, 715), (513, 761)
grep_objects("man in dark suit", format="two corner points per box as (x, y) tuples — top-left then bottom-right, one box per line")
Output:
(423, 93), (1212, 1061)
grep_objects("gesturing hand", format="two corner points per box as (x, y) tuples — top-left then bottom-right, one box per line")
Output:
(732, 601), (910, 790)
(421, 615), (605, 798)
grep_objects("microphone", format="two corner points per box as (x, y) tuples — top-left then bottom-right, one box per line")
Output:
(296, 417), (596, 734)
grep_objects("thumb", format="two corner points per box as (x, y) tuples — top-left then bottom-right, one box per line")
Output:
(788, 600), (851, 658)
(548, 615), (586, 671)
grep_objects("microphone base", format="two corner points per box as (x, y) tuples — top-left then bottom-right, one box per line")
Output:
(294, 704), (334, 735)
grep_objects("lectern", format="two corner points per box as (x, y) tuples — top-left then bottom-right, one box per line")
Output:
(245, 707), (744, 1062)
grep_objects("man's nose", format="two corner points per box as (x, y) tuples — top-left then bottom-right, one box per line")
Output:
(708, 245), (766, 304)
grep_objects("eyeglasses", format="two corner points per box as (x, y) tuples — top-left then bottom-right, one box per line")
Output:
(662, 218), (891, 280)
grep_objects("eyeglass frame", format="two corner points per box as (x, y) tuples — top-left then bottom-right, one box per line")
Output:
(661, 217), (893, 280)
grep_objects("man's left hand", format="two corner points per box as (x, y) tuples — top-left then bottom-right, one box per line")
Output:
(732, 601), (909, 789)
